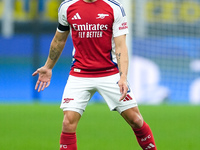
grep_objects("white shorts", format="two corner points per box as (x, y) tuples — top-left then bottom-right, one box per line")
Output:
(60, 73), (137, 115)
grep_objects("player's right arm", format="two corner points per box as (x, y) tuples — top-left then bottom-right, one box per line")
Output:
(32, 30), (70, 92)
(32, 2), (71, 92)
(44, 30), (70, 69)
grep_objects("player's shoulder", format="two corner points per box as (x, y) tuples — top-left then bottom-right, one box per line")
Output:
(102, 0), (125, 16)
(58, 0), (80, 12)
(102, 0), (122, 8)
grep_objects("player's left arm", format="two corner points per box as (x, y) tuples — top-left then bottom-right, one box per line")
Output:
(114, 34), (129, 101)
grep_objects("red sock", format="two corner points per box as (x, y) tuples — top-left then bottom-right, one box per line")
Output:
(132, 121), (157, 150)
(60, 132), (77, 150)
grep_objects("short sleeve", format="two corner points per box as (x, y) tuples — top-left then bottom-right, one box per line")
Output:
(58, 3), (70, 26)
(112, 4), (128, 37)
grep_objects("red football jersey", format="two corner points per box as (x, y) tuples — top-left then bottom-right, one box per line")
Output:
(58, 0), (128, 77)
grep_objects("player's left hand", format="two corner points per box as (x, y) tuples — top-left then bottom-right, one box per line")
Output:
(118, 77), (128, 101)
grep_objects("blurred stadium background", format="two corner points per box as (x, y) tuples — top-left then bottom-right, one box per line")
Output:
(0, 0), (200, 104)
(1, 1), (200, 150)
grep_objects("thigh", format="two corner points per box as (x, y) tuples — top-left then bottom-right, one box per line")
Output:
(97, 73), (138, 114)
(60, 75), (96, 115)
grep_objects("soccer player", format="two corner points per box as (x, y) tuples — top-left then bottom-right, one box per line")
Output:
(32, 0), (157, 149)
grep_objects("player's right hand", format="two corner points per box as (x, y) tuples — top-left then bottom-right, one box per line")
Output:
(32, 66), (52, 92)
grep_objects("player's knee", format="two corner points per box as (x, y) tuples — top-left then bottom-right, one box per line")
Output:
(128, 115), (143, 129)
(62, 116), (78, 132)
(62, 111), (81, 132)
(122, 107), (144, 128)
(62, 119), (77, 132)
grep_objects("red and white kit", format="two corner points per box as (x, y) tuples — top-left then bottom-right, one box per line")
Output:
(58, 0), (137, 115)
(58, 0), (128, 77)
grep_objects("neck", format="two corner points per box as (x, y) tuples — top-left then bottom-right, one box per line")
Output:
(83, 0), (97, 2)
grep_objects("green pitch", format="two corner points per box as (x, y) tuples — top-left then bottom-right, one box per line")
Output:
(0, 103), (199, 150)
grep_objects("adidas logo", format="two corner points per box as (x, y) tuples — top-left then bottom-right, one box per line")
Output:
(123, 94), (133, 102)
(72, 13), (81, 20)
(145, 143), (155, 149)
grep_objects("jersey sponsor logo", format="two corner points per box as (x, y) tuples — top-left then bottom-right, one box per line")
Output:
(60, 144), (68, 149)
(96, 14), (109, 19)
(72, 22), (108, 31)
(119, 22), (128, 30)
(72, 13), (81, 20)
(123, 94), (133, 102)
(63, 98), (74, 103)
(145, 143), (155, 149)
(72, 22), (108, 38)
